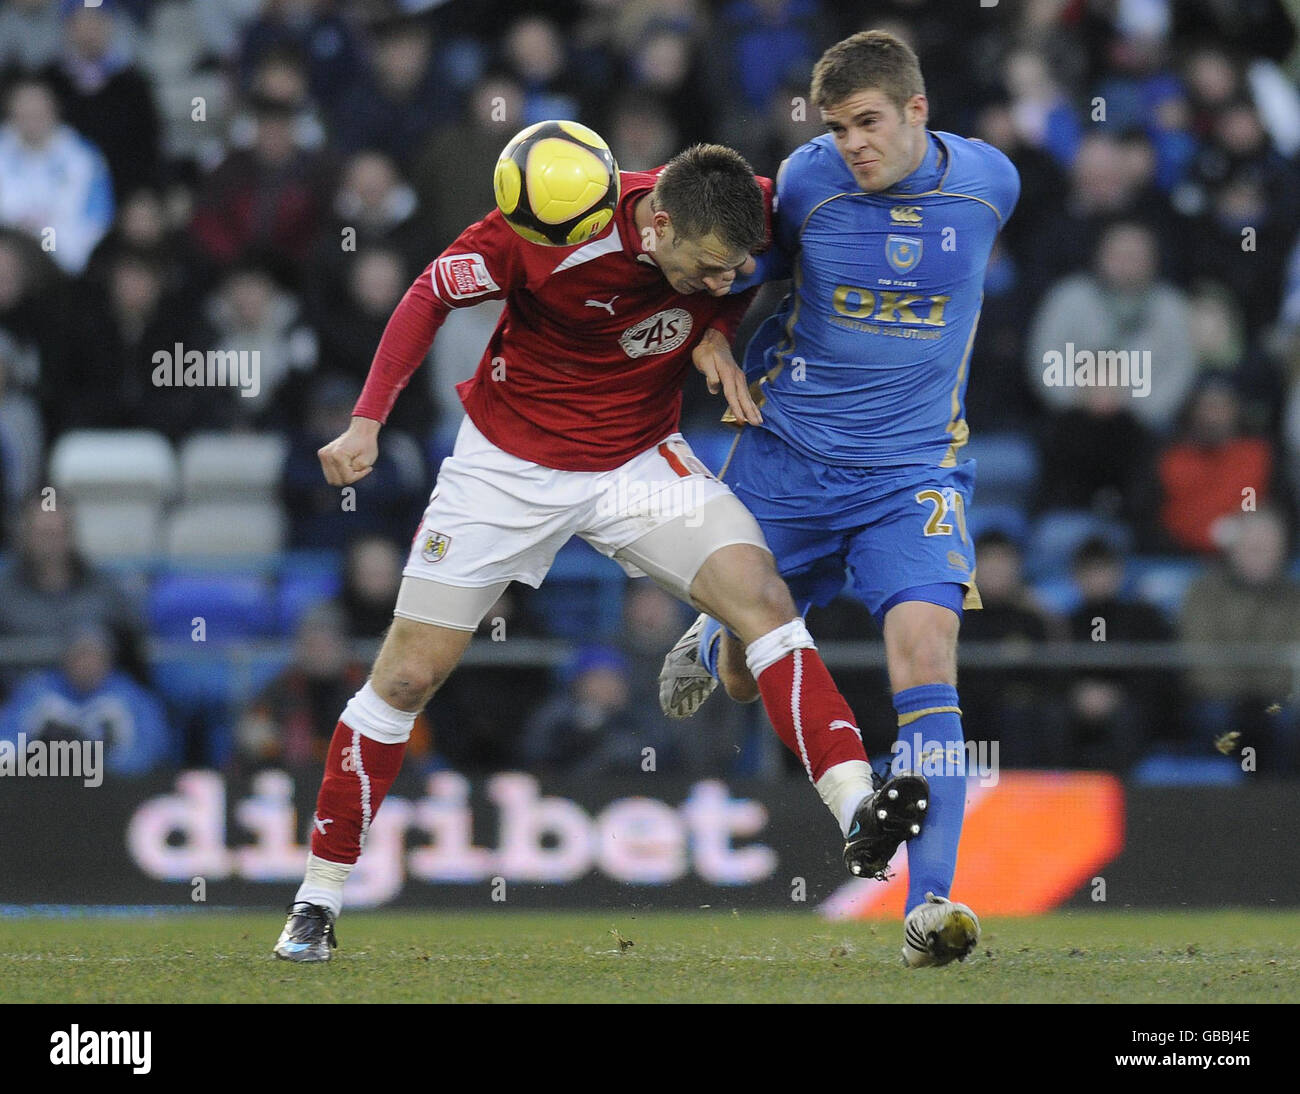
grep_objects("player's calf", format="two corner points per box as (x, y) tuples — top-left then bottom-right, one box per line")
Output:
(689, 545), (883, 858)
(274, 612), (476, 958)
(716, 629), (759, 703)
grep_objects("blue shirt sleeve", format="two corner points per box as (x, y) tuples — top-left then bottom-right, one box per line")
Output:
(975, 139), (1021, 224)
(731, 155), (798, 292)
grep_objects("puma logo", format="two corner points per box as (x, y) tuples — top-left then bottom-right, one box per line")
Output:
(829, 719), (862, 738)
(313, 815), (333, 835)
(584, 295), (619, 315)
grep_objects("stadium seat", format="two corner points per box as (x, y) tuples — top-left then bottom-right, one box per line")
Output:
(277, 569), (344, 634)
(1127, 557), (1203, 621)
(49, 430), (178, 502)
(967, 502), (1030, 546)
(532, 539), (627, 640)
(153, 648), (289, 768)
(178, 432), (287, 501)
(963, 431), (1040, 507)
(148, 572), (279, 640)
(62, 500), (165, 561)
(280, 549), (344, 583)
(1131, 751), (1246, 786)
(1029, 575), (1081, 616)
(165, 500), (287, 558)
(1023, 509), (1134, 582)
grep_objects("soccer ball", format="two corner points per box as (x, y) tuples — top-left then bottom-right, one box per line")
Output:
(493, 120), (620, 247)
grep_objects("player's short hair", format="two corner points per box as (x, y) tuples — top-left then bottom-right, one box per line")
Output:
(651, 144), (766, 254)
(811, 30), (926, 114)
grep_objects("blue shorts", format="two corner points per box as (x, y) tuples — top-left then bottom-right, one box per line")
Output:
(725, 426), (981, 626)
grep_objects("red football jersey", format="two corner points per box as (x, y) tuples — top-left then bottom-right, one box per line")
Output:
(353, 169), (771, 471)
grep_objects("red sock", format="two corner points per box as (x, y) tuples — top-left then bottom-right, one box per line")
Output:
(756, 648), (869, 781)
(310, 720), (407, 864)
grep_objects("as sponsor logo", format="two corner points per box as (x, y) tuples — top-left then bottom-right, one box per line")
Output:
(619, 307), (692, 358)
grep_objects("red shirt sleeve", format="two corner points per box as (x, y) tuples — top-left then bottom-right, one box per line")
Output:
(352, 211), (524, 424)
(707, 285), (759, 341)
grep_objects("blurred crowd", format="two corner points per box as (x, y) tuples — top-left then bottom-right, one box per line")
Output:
(3, 0), (1300, 777)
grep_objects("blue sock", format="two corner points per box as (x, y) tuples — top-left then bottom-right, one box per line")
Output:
(892, 683), (966, 915)
(697, 615), (725, 679)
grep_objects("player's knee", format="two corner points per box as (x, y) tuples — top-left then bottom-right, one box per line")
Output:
(746, 568), (796, 629)
(371, 629), (453, 710)
(692, 545), (794, 637)
(893, 629), (957, 688)
(371, 659), (442, 711)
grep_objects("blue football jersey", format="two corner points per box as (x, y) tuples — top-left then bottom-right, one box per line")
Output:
(735, 130), (1019, 467)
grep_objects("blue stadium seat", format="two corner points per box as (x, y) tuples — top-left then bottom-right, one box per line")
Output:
(280, 549), (343, 582)
(532, 539), (627, 641)
(1126, 557), (1203, 622)
(1131, 751), (1246, 786)
(153, 649), (290, 768)
(1023, 509), (1133, 582)
(148, 572), (278, 641)
(967, 502), (1030, 547)
(963, 431), (1040, 507)
(278, 572), (344, 634)
(277, 550), (344, 633)
(1030, 576), (1081, 617)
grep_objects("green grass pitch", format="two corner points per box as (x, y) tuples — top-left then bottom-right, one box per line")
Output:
(3, 909), (1299, 1003)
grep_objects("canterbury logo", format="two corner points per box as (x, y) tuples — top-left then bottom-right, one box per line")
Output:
(890, 205), (922, 224)
(584, 295), (619, 314)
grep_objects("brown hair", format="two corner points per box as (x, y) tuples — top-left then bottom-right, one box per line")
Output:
(652, 144), (766, 253)
(810, 30), (926, 113)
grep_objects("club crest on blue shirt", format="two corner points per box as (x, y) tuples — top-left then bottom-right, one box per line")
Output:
(885, 234), (922, 274)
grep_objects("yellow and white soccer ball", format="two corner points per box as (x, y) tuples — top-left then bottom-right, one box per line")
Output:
(493, 120), (620, 246)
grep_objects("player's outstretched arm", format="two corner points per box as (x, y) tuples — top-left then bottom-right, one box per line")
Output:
(318, 415), (381, 486)
(693, 328), (762, 426)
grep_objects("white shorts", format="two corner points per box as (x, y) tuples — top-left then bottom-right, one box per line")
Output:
(395, 415), (769, 629)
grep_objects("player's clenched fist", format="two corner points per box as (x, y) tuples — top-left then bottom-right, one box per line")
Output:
(318, 416), (381, 486)
(693, 327), (763, 427)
